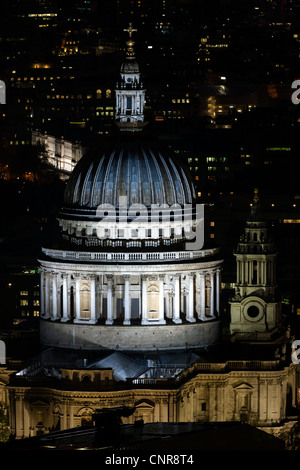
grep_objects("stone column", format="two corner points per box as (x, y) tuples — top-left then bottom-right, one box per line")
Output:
(61, 273), (69, 322)
(200, 273), (206, 320)
(51, 271), (58, 320)
(173, 274), (182, 324)
(123, 275), (131, 325)
(90, 274), (96, 324)
(44, 272), (50, 318)
(210, 271), (215, 317)
(141, 275), (148, 325)
(75, 274), (81, 321)
(40, 269), (45, 316)
(257, 260), (261, 284)
(262, 260), (266, 285)
(187, 273), (196, 322)
(105, 274), (114, 325)
(241, 258), (245, 284)
(159, 275), (166, 324)
(166, 291), (172, 319)
(216, 268), (220, 316)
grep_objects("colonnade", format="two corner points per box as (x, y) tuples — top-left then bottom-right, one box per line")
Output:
(116, 90), (144, 117)
(40, 268), (221, 326)
(236, 257), (276, 285)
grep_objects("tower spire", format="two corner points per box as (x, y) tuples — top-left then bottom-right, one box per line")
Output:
(250, 187), (262, 220)
(124, 23), (137, 61)
(115, 24), (147, 132)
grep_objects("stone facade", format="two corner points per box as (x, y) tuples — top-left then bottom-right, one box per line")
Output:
(4, 361), (297, 439)
(32, 130), (86, 175)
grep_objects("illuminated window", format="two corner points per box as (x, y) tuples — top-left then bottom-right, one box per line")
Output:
(283, 219), (300, 224)
(20, 300), (28, 306)
(33, 300), (40, 306)
(97, 89), (102, 99)
(106, 89), (111, 99)
(210, 233), (215, 239)
(20, 291), (28, 296)
(210, 221), (215, 227)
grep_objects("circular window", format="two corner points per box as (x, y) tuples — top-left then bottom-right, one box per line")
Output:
(247, 305), (260, 318)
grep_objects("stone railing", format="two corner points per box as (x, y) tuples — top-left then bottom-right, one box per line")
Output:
(175, 360), (282, 383)
(41, 247), (218, 263)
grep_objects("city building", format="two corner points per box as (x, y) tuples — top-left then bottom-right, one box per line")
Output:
(32, 130), (87, 176)
(1, 18), (300, 450)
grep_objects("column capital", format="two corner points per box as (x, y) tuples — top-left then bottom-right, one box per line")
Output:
(123, 274), (131, 280)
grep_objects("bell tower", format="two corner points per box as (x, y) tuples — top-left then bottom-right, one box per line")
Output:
(230, 189), (282, 339)
(115, 23), (146, 131)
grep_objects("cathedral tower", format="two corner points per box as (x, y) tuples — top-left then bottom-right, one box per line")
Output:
(230, 189), (282, 339)
(115, 24), (146, 130)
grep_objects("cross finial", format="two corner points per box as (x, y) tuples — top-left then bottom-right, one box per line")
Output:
(124, 23), (137, 38)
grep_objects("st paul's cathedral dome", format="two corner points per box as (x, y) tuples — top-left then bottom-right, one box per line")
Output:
(38, 24), (223, 351)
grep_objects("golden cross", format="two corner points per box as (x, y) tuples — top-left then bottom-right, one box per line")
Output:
(124, 23), (137, 38)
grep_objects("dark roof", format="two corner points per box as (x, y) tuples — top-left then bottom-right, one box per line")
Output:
(6, 421), (285, 452)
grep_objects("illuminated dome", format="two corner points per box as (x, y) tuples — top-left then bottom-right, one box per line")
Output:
(120, 60), (139, 74)
(63, 137), (195, 213)
(38, 24), (223, 352)
(57, 135), (198, 250)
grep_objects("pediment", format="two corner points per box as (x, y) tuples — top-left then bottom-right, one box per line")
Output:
(232, 381), (254, 391)
(135, 399), (154, 409)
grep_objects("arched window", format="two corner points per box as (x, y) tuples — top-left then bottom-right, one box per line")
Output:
(96, 89), (102, 99)
(253, 232), (258, 241)
(106, 89), (111, 99)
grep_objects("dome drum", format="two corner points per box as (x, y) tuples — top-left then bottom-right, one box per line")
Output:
(57, 203), (201, 250)
(38, 259), (223, 350)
